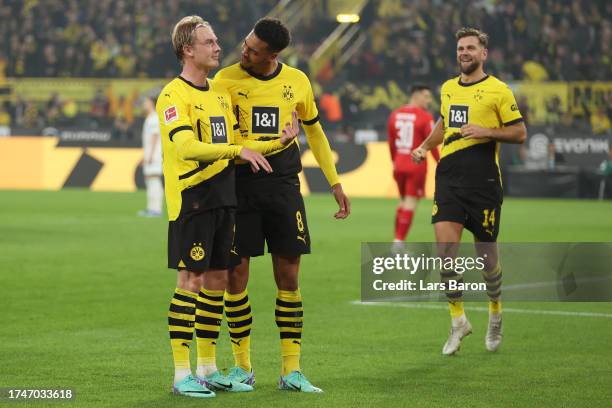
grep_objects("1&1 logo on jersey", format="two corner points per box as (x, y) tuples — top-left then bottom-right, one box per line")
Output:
(448, 105), (469, 128)
(209, 116), (228, 144)
(252, 106), (280, 134)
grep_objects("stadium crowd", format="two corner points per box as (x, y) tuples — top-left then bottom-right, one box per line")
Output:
(347, 0), (610, 83)
(0, 0), (609, 138)
(0, 0), (608, 81)
(0, 0), (280, 78)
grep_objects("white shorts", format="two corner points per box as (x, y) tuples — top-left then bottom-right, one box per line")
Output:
(143, 161), (162, 177)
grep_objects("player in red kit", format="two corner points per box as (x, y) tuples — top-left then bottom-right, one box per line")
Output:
(387, 85), (439, 251)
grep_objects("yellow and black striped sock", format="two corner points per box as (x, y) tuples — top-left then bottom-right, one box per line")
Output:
(441, 269), (465, 318)
(168, 288), (196, 379)
(195, 288), (224, 374)
(275, 289), (303, 376)
(482, 263), (502, 313)
(224, 290), (252, 371)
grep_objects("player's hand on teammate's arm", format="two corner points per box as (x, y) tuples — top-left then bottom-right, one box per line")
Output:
(411, 146), (427, 164)
(239, 147), (273, 173)
(461, 124), (491, 140)
(279, 111), (299, 146)
(331, 183), (351, 219)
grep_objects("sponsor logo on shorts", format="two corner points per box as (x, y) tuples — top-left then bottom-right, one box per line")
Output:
(190, 242), (205, 261)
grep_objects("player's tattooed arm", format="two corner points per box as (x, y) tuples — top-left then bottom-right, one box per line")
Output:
(412, 118), (444, 164)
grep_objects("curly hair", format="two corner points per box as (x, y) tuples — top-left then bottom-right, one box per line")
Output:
(253, 17), (291, 53)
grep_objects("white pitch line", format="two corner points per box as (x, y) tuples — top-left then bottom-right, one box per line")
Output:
(350, 300), (612, 318)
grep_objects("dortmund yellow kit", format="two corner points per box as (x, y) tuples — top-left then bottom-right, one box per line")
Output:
(215, 62), (339, 256)
(157, 76), (285, 271)
(433, 75), (523, 241)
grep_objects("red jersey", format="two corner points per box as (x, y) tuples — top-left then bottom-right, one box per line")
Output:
(387, 105), (439, 172)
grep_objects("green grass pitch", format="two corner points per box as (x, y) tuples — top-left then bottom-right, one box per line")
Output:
(1, 190), (611, 407)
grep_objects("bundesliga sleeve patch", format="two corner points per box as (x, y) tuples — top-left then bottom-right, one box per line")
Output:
(164, 106), (178, 124)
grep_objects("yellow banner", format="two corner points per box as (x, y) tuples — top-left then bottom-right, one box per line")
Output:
(0, 137), (437, 198)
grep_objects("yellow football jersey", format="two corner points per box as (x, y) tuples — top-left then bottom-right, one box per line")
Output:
(157, 76), (239, 221)
(438, 75), (523, 188)
(215, 62), (319, 185)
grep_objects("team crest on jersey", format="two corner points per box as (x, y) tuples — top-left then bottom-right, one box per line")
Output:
(190, 242), (205, 261)
(474, 89), (484, 102)
(164, 106), (178, 124)
(282, 85), (294, 102)
(217, 96), (229, 111)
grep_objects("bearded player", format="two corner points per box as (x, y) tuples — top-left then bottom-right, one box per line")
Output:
(413, 28), (526, 355)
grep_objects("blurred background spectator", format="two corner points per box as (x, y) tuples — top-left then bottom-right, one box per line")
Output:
(0, 0), (609, 141)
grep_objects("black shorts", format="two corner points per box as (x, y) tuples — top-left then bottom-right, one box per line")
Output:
(234, 186), (310, 258)
(432, 183), (502, 242)
(168, 207), (237, 272)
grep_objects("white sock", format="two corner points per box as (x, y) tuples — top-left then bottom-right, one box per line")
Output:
(489, 311), (502, 322)
(174, 368), (192, 384)
(196, 365), (218, 378)
(452, 314), (467, 327)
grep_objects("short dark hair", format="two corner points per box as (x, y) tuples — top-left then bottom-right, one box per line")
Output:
(253, 17), (291, 53)
(455, 27), (489, 47)
(410, 84), (431, 95)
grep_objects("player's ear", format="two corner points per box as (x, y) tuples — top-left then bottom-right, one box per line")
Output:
(482, 47), (488, 60)
(268, 52), (279, 62)
(183, 44), (193, 59)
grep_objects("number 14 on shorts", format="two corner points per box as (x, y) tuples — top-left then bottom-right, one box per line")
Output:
(482, 208), (496, 236)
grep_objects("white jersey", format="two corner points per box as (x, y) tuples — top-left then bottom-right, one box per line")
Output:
(142, 111), (162, 176)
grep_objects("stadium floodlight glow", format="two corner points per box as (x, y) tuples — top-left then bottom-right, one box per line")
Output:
(336, 14), (360, 23)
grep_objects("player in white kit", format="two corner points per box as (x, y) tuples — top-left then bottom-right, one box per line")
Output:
(139, 95), (164, 217)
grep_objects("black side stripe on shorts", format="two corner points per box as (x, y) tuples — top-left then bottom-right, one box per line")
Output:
(169, 125), (192, 141)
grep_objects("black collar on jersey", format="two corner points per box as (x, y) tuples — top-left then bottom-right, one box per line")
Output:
(458, 74), (489, 87)
(178, 76), (210, 91)
(244, 62), (283, 81)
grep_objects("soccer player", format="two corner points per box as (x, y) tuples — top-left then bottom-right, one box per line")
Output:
(412, 27), (526, 355)
(158, 16), (299, 398)
(139, 95), (163, 217)
(387, 85), (439, 251)
(215, 18), (350, 393)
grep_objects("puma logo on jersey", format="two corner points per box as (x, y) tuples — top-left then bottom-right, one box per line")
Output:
(238, 91), (250, 99)
(194, 104), (204, 111)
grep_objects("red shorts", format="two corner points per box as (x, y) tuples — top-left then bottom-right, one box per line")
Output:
(394, 165), (426, 198)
